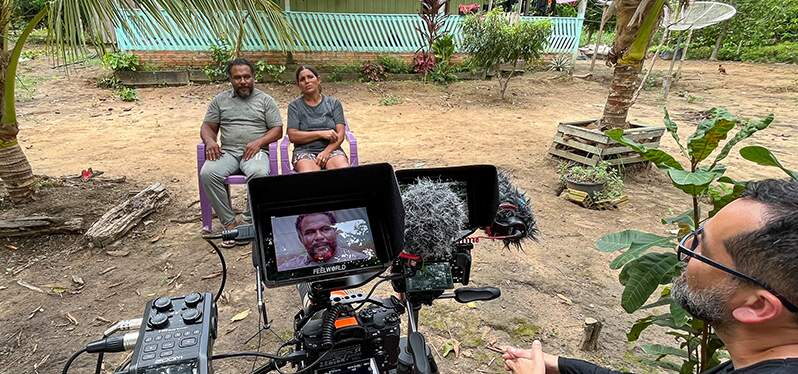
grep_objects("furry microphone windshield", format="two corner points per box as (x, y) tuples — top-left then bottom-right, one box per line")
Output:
(401, 178), (467, 260)
(493, 170), (539, 248)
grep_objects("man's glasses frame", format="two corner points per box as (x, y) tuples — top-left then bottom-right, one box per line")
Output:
(677, 227), (798, 313)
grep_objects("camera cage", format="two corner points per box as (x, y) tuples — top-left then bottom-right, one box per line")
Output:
(248, 163), (405, 288)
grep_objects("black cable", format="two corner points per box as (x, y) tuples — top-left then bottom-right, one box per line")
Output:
(350, 277), (391, 313)
(212, 351), (284, 361)
(62, 347), (89, 374)
(275, 348), (332, 374)
(94, 352), (103, 374)
(204, 238), (227, 303)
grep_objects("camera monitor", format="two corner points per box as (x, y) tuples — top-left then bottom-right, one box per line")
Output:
(395, 165), (499, 231)
(248, 163), (404, 288)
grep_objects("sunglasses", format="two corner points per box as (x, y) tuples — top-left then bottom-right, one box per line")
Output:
(677, 227), (798, 313)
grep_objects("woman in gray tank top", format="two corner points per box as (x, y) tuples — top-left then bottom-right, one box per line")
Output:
(286, 65), (349, 172)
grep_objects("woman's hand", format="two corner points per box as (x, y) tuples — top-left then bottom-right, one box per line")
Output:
(503, 341), (558, 374)
(318, 129), (338, 143)
(316, 149), (332, 168)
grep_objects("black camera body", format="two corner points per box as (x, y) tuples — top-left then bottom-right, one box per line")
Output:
(298, 303), (402, 373)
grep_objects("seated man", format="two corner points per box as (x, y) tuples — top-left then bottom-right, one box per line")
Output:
(504, 179), (798, 374)
(279, 212), (368, 271)
(199, 58), (282, 246)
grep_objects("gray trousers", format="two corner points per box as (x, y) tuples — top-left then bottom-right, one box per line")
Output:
(199, 150), (270, 226)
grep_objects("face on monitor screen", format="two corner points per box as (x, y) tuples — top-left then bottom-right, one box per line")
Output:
(272, 208), (377, 272)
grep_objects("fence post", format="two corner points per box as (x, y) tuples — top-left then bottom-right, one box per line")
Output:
(572, 0), (588, 61)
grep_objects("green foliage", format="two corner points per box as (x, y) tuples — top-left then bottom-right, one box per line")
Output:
(12, 0), (47, 27)
(360, 62), (386, 82)
(558, 162), (625, 201)
(96, 76), (122, 89)
(428, 34), (458, 84)
(597, 107), (780, 373)
(691, 0), (798, 62)
(102, 52), (142, 72)
(547, 54), (573, 73)
(116, 87), (138, 102)
(739, 42), (798, 64)
(461, 9), (551, 98)
(379, 95), (401, 106)
(326, 64), (360, 82)
(377, 55), (412, 74)
(203, 43), (233, 82)
(429, 63), (458, 85)
(254, 61), (285, 82)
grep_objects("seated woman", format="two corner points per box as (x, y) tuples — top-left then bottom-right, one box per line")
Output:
(287, 65), (349, 172)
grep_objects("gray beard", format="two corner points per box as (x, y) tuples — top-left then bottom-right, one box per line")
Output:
(671, 271), (736, 325)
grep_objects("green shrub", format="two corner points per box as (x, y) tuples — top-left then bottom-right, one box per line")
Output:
(687, 46), (713, 60)
(255, 61), (286, 82)
(377, 55), (411, 74)
(740, 42), (798, 63)
(102, 52), (142, 72)
(97, 76), (122, 89)
(203, 43), (233, 82)
(117, 87), (138, 102)
(379, 95), (401, 106)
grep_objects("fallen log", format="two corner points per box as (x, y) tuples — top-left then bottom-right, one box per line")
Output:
(0, 216), (83, 237)
(85, 182), (170, 247)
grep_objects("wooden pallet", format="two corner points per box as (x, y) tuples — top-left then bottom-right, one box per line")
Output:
(549, 120), (665, 167)
(560, 188), (629, 210)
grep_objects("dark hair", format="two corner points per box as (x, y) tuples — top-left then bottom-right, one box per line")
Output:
(725, 179), (798, 317)
(295, 65), (320, 82)
(226, 58), (255, 80)
(295, 212), (337, 234)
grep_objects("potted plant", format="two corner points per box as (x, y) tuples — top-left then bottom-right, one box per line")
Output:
(559, 161), (624, 201)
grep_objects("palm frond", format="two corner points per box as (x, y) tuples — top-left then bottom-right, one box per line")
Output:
(45, 0), (301, 65)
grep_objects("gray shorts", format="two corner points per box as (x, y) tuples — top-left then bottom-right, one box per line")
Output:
(292, 148), (347, 165)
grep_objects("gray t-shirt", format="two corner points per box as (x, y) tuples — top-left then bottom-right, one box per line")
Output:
(203, 88), (282, 156)
(287, 95), (345, 154)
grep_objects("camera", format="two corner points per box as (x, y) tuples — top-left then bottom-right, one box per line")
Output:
(70, 163), (520, 374)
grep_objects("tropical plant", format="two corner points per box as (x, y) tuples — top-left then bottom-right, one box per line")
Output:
(377, 55), (412, 74)
(0, 0), (299, 205)
(558, 161), (625, 201)
(413, 52), (436, 74)
(461, 9), (551, 99)
(416, 0), (448, 57)
(599, 0), (668, 129)
(429, 34), (458, 84)
(102, 52), (142, 71)
(117, 87), (138, 102)
(203, 43), (234, 82)
(547, 54), (573, 73)
(255, 61), (286, 82)
(595, 107), (785, 373)
(96, 76), (122, 89)
(360, 62), (386, 82)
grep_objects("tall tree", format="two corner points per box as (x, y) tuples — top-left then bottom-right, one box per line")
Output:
(600, 0), (667, 129)
(0, 0), (298, 204)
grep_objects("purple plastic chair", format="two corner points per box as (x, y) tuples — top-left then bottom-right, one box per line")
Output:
(280, 123), (359, 174)
(196, 142), (278, 233)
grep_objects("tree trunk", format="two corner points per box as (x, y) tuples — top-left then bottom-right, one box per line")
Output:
(0, 215), (83, 237)
(0, 139), (36, 204)
(601, 64), (642, 129)
(85, 182), (170, 247)
(709, 29), (725, 61)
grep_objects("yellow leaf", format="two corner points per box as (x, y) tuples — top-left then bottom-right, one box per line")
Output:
(466, 302), (477, 309)
(230, 309), (250, 322)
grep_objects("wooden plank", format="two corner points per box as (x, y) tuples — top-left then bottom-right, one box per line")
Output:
(552, 133), (602, 155)
(607, 155), (647, 166)
(558, 124), (609, 144)
(549, 148), (599, 167)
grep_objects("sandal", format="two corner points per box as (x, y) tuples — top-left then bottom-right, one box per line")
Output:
(220, 239), (237, 248)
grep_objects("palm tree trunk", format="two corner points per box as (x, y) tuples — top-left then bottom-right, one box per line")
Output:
(0, 139), (35, 203)
(601, 64), (642, 129)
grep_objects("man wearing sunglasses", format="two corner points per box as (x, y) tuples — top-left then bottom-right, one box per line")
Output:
(503, 179), (798, 373)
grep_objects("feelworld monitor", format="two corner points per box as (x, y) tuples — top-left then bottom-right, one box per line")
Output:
(248, 164), (404, 288)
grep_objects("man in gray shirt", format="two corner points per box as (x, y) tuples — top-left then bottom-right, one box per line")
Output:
(199, 59), (282, 244)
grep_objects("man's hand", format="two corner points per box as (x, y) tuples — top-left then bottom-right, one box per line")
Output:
(315, 149), (332, 168)
(243, 139), (263, 161)
(205, 141), (222, 161)
(503, 341), (557, 374)
(318, 129), (338, 143)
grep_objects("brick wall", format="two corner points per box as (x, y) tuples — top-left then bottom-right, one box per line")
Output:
(131, 50), (466, 69)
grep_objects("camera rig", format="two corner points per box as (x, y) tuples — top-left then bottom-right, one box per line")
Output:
(65, 163), (533, 374)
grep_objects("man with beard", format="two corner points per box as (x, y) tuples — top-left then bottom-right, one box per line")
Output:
(502, 179), (798, 373)
(200, 58), (283, 246)
(280, 212), (368, 270)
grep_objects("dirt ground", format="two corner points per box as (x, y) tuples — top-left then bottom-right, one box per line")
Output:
(1, 55), (797, 374)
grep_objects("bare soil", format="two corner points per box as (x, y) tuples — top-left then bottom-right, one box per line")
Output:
(1, 55), (797, 374)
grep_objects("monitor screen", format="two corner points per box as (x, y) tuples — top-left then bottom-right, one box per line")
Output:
(273, 208), (377, 272)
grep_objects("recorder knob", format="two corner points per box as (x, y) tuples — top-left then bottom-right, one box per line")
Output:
(153, 297), (172, 312)
(148, 313), (169, 329)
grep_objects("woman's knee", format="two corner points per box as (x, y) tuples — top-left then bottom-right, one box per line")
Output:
(295, 160), (320, 173)
(325, 156), (349, 169)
